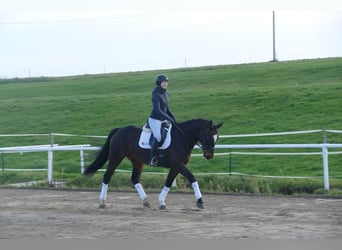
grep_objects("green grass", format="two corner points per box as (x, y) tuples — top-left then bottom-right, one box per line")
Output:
(1, 58), (342, 194)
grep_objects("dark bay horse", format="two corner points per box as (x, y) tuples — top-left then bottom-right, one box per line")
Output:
(83, 118), (223, 209)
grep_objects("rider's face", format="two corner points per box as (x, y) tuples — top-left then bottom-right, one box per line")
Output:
(160, 80), (168, 90)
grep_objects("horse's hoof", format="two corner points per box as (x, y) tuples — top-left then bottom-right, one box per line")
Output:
(159, 205), (166, 210)
(196, 203), (204, 209)
(196, 198), (204, 209)
(143, 200), (151, 208)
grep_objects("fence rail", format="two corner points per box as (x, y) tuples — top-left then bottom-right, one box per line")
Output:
(1, 130), (342, 190)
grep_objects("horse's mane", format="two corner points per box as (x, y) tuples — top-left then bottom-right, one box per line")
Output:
(177, 118), (209, 130)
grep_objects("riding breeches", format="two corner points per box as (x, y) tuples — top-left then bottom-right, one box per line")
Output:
(148, 117), (162, 142)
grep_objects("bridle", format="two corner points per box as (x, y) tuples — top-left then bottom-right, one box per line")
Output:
(199, 127), (219, 152)
(173, 123), (216, 151)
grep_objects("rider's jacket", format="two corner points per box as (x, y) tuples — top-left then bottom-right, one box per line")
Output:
(149, 86), (176, 123)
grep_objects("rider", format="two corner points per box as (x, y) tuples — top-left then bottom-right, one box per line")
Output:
(148, 74), (176, 166)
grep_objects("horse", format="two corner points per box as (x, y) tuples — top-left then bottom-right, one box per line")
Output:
(83, 118), (223, 209)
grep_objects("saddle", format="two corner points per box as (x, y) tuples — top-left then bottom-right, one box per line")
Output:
(138, 122), (172, 150)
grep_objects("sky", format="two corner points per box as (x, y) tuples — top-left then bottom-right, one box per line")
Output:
(1, 0), (342, 78)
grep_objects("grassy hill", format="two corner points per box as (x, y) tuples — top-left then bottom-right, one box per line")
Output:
(1, 58), (341, 193)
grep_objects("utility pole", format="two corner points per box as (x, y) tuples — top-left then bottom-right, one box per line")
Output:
(272, 10), (277, 62)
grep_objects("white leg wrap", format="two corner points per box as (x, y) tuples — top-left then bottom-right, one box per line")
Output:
(159, 186), (170, 206)
(100, 183), (108, 201)
(135, 183), (147, 202)
(192, 181), (202, 200)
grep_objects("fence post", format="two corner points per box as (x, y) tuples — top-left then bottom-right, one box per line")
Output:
(47, 133), (54, 186)
(47, 150), (53, 186)
(228, 149), (232, 176)
(322, 145), (330, 191)
(322, 129), (330, 191)
(80, 149), (84, 174)
(1, 151), (4, 171)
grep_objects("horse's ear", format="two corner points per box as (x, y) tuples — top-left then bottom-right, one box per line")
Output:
(216, 122), (224, 129)
(208, 120), (213, 128)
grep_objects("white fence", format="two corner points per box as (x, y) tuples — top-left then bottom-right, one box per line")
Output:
(1, 130), (342, 190)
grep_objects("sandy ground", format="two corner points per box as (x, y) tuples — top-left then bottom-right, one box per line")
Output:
(0, 188), (341, 239)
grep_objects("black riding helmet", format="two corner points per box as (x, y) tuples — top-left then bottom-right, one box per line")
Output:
(155, 74), (168, 86)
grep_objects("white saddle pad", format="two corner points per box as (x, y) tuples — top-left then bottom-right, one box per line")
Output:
(138, 124), (172, 149)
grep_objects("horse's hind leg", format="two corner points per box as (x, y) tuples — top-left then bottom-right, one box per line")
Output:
(99, 183), (108, 208)
(99, 156), (124, 208)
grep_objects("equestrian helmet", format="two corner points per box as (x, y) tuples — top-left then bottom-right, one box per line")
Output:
(155, 74), (168, 86)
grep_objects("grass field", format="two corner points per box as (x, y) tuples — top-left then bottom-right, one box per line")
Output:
(1, 58), (342, 194)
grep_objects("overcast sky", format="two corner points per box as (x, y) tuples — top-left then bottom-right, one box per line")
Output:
(1, 0), (341, 78)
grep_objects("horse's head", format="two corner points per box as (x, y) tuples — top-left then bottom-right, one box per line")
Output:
(199, 121), (223, 160)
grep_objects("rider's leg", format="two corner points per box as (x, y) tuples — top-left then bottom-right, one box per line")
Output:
(148, 118), (162, 166)
(149, 138), (159, 166)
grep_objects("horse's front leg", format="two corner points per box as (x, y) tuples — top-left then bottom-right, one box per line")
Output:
(159, 167), (178, 209)
(178, 165), (204, 209)
(191, 181), (203, 209)
(134, 183), (150, 208)
(131, 162), (150, 208)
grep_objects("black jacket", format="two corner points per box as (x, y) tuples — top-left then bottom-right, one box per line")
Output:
(149, 86), (176, 123)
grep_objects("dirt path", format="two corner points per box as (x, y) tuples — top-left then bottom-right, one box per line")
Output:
(0, 188), (341, 239)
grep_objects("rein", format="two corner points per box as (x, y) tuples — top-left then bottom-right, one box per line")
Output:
(173, 123), (203, 150)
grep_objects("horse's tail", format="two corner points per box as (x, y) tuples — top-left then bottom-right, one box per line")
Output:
(83, 128), (120, 176)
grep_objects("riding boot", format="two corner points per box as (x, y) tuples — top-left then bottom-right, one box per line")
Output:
(149, 139), (159, 166)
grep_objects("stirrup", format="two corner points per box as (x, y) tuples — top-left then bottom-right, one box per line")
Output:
(149, 157), (158, 166)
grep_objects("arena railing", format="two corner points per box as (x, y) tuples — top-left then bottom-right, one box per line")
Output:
(1, 130), (341, 190)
